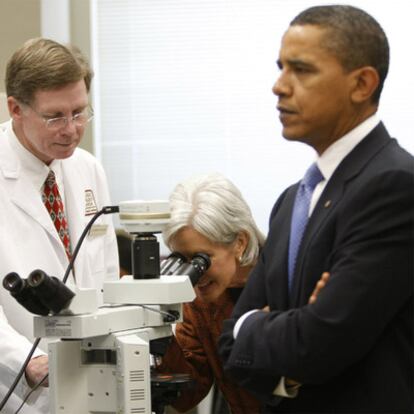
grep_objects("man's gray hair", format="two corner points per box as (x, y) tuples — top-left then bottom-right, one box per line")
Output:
(163, 173), (265, 266)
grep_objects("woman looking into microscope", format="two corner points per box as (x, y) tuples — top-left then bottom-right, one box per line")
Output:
(157, 172), (264, 414)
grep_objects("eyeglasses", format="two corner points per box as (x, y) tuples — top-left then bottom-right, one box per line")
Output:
(28, 106), (94, 130)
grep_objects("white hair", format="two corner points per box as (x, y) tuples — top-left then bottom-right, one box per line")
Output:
(163, 173), (265, 266)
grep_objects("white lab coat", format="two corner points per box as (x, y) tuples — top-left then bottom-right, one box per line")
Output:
(0, 121), (119, 413)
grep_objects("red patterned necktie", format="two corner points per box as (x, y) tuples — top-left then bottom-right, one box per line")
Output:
(42, 170), (72, 259)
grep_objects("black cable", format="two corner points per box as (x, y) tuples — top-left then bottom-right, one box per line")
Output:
(14, 373), (48, 414)
(0, 206), (119, 412)
(0, 338), (41, 411)
(63, 205), (119, 284)
(140, 304), (180, 322)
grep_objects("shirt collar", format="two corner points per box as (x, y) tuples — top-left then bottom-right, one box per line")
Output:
(6, 120), (64, 191)
(317, 114), (380, 182)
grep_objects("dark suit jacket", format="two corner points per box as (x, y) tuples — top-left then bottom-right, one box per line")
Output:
(219, 123), (414, 413)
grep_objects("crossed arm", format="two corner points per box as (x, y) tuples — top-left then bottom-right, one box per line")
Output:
(262, 272), (330, 390)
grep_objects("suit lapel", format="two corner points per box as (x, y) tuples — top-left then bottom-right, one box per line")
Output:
(290, 122), (392, 302)
(266, 185), (298, 309)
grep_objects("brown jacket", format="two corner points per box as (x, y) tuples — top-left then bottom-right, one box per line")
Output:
(158, 289), (261, 414)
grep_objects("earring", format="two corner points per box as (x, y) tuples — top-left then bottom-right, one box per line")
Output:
(238, 255), (242, 262)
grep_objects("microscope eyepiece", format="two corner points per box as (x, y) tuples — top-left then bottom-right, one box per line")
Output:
(2, 270), (75, 315)
(27, 269), (47, 287)
(191, 253), (211, 275)
(3, 272), (24, 293)
(185, 253), (211, 286)
(162, 252), (211, 286)
(2, 272), (50, 315)
(27, 270), (75, 314)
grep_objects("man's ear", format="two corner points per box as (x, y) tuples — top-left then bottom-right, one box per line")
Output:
(7, 96), (23, 120)
(349, 66), (380, 104)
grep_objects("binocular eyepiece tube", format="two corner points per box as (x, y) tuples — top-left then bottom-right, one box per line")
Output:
(2, 270), (75, 316)
(160, 252), (186, 275)
(161, 252), (211, 287)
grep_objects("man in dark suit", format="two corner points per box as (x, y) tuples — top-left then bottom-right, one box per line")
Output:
(219, 5), (414, 413)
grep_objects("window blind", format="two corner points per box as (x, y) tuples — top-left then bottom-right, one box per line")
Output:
(91, 0), (414, 233)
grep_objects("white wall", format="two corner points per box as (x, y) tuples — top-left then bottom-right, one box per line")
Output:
(91, 0), (414, 236)
(0, 93), (9, 123)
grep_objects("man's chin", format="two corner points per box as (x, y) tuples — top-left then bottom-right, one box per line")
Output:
(54, 148), (76, 160)
(282, 131), (301, 142)
(281, 128), (308, 143)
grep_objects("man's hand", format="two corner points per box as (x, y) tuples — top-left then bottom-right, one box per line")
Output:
(262, 271), (331, 311)
(308, 272), (330, 304)
(25, 355), (49, 388)
(267, 271), (330, 391)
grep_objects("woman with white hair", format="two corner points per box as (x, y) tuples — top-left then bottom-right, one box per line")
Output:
(157, 172), (264, 414)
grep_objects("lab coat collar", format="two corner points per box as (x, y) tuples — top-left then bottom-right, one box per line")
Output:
(0, 122), (67, 257)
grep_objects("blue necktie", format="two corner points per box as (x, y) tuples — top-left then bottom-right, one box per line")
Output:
(288, 163), (324, 291)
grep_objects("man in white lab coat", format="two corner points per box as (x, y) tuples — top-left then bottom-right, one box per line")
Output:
(0, 38), (119, 413)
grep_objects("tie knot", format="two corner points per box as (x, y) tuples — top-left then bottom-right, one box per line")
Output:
(302, 163), (323, 190)
(45, 170), (56, 187)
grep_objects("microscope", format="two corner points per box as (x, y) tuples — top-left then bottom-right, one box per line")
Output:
(2, 201), (210, 414)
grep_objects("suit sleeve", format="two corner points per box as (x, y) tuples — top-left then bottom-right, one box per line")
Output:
(219, 191), (289, 401)
(219, 260), (285, 400)
(219, 169), (413, 396)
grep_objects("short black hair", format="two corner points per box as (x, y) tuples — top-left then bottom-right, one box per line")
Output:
(290, 5), (389, 103)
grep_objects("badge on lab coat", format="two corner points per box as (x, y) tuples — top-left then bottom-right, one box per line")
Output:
(85, 189), (98, 215)
(85, 189), (108, 237)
